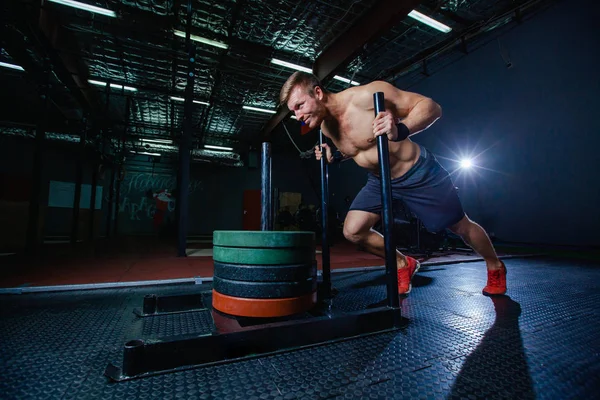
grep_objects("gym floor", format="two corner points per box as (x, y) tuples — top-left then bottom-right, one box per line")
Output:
(1, 244), (599, 399)
(0, 237), (498, 290)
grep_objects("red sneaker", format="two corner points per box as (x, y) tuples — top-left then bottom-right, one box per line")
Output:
(482, 261), (507, 296)
(397, 256), (420, 295)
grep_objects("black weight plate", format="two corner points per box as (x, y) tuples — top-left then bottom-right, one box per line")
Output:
(212, 276), (317, 299)
(214, 261), (317, 282)
(213, 230), (314, 248)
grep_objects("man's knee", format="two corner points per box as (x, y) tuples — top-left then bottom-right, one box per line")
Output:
(343, 224), (367, 244)
(343, 211), (377, 244)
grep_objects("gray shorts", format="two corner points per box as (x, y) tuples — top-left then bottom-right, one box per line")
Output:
(349, 144), (465, 233)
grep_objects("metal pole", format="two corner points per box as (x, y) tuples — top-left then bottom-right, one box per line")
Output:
(105, 167), (115, 239)
(89, 153), (98, 241)
(103, 82), (113, 239)
(26, 59), (50, 254)
(319, 130), (331, 298)
(171, 40), (181, 246)
(113, 167), (122, 237)
(373, 92), (399, 308)
(71, 117), (87, 245)
(114, 97), (130, 237)
(176, 0), (196, 256)
(260, 142), (272, 231)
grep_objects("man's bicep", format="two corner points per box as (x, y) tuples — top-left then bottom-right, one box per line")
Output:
(387, 88), (430, 118)
(367, 81), (422, 117)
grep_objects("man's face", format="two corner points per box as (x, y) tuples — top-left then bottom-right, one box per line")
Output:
(287, 85), (325, 130)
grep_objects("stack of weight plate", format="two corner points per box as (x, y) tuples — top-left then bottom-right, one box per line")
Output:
(212, 231), (317, 318)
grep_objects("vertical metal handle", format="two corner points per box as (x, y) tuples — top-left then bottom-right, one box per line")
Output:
(261, 142), (273, 231)
(374, 92), (400, 309)
(319, 130), (331, 298)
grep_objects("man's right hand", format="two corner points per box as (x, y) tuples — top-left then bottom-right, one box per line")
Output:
(314, 143), (334, 163)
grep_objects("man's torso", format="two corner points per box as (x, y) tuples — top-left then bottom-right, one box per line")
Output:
(321, 88), (420, 179)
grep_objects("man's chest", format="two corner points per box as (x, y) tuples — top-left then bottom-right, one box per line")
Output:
(325, 108), (375, 155)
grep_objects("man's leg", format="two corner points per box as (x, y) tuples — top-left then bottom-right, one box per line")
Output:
(448, 215), (503, 270)
(449, 215), (507, 295)
(343, 210), (420, 294)
(343, 210), (397, 261)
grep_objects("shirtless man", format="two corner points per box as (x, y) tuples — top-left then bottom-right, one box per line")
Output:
(279, 71), (507, 296)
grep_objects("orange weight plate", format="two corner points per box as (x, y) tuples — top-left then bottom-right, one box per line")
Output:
(212, 290), (317, 318)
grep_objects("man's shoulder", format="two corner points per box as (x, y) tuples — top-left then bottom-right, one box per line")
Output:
(340, 85), (372, 106)
(342, 81), (395, 100)
(349, 80), (393, 91)
(339, 85), (378, 112)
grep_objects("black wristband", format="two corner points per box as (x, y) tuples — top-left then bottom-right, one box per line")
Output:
(392, 122), (410, 142)
(331, 150), (344, 164)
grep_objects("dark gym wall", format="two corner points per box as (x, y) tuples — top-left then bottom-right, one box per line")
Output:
(188, 154), (320, 233)
(192, 153), (320, 233)
(187, 163), (260, 233)
(330, 0), (600, 246)
(0, 135), (35, 249)
(114, 151), (318, 235)
(0, 135), (104, 247)
(0, 135), (318, 240)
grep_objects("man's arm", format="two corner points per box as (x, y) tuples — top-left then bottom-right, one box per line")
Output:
(314, 143), (351, 164)
(367, 80), (442, 139)
(319, 125), (352, 163)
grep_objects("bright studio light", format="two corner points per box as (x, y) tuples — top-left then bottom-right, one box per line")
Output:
(460, 159), (473, 169)
(271, 59), (311, 73)
(243, 106), (276, 114)
(47, 0), (117, 17)
(173, 30), (228, 49)
(131, 151), (161, 157)
(0, 61), (24, 71)
(332, 75), (360, 86)
(270, 59), (360, 86)
(170, 96), (209, 106)
(408, 10), (452, 33)
(140, 138), (173, 145)
(88, 79), (137, 92)
(204, 144), (233, 151)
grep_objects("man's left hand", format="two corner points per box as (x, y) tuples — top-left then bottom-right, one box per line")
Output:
(372, 111), (397, 142)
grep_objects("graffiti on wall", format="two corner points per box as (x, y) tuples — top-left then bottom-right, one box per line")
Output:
(116, 173), (202, 224)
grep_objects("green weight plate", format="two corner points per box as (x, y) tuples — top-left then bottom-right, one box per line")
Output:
(212, 276), (317, 299)
(213, 246), (314, 265)
(213, 230), (315, 248)
(213, 260), (317, 282)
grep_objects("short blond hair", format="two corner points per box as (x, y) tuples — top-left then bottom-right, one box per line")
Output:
(279, 71), (324, 106)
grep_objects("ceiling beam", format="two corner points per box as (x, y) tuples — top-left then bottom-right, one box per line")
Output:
(312, 0), (423, 81)
(437, 9), (473, 27)
(260, 0), (423, 139)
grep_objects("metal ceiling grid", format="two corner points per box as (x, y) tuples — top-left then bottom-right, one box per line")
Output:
(233, 0), (378, 60)
(346, 21), (440, 81)
(0, 0), (559, 166)
(29, 1), (414, 147)
(185, 0), (234, 38)
(118, 0), (173, 15)
(347, 0), (544, 84)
